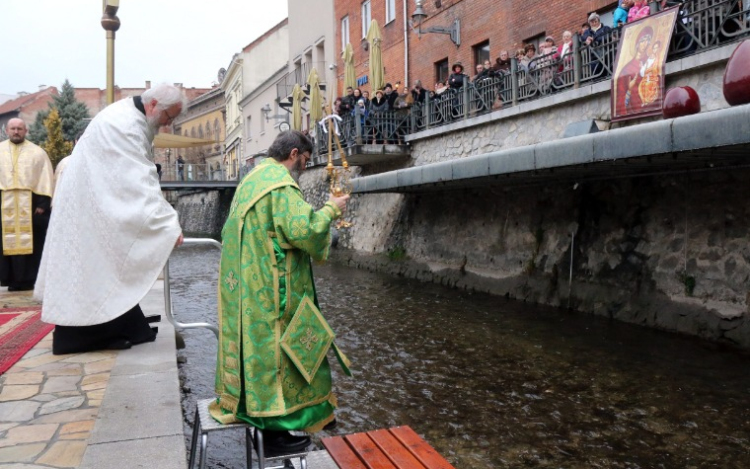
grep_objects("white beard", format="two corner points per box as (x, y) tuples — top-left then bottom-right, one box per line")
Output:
(146, 114), (161, 133)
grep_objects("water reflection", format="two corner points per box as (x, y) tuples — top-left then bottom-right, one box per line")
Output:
(173, 247), (750, 468)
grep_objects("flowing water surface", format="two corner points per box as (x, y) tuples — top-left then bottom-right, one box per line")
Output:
(172, 246), (750, 468)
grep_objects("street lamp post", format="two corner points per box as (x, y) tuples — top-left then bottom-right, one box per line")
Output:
(101, 1), (121, 105)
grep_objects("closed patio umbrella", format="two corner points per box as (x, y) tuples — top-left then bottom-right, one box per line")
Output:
(291, 84), (304, 131)
(307, 68), (323, 125)
(342, 43), (356, 91)
(366, 20), (384, 91)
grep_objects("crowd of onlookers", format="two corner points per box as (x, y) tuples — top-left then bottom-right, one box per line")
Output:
(333, 0), (656, 122)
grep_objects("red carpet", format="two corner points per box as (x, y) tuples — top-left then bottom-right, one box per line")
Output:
(0, 306), (54, 375)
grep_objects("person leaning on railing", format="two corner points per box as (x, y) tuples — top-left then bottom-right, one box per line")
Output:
(580, 13), (613, 77)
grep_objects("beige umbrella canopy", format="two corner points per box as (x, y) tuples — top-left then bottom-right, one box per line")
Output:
(307, 68), (323, 125)
(291, 84), (305, 131)
(342, 43), (356, 91)
(153, 133), (216, 148)
(366, 19), (384, 91)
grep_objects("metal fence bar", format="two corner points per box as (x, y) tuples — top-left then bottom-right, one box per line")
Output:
(163, 238), (222, 339)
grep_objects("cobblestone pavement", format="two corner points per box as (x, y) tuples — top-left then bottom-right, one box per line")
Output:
(0, 287), (119, 468)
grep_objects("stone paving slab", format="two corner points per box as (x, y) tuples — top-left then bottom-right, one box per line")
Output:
(0, 281), (186, 469)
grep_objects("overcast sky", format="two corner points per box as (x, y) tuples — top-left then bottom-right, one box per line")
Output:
(0, 0), (288, 95)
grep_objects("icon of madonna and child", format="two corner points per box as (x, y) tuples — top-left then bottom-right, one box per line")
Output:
(612, 8), (679, 122)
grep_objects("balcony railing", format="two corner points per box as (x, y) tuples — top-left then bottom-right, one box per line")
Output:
(276, 61), (327, 102)
(310, 0), (749, 157)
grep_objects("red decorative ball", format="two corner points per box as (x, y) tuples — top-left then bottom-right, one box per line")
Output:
(723, 40), (750, 106)
(662, 86), (701, 119)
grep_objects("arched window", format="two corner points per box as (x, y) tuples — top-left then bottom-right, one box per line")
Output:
(198, 126), (204, 139)
(214, 119), (221, 142)
(205, 121), (212, 140)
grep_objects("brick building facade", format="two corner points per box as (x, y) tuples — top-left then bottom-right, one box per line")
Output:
(335, 0), (616, 95)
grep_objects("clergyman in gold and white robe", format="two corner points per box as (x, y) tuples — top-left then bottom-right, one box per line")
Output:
(0, 138), (54, 291)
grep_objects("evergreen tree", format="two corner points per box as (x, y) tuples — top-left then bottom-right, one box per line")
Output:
(43, 108), (73, 168)
(53, 79), (90, 141)
(28, 109), (50, 144)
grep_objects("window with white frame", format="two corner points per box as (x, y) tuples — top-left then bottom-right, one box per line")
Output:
(341, 16), (350, 51)
(385, 0), (396, 24)
(361, 1), (371, 38)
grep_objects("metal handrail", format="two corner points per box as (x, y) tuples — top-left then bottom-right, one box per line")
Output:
(163, 238), (222, 339)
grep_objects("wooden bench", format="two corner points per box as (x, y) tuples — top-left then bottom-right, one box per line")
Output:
(321, 425), (456, 469)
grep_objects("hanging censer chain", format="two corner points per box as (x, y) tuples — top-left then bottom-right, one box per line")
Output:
(320, 110), (353, 228)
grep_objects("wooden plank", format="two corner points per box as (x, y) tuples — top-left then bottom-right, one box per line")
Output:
(389, 426), (457, 469)
(321, 435), (368, 469)
(345, 432), (398, 469)
(367, 428), (427, 469)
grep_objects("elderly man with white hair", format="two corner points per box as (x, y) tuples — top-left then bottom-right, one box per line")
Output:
(36, 83), (186, 354)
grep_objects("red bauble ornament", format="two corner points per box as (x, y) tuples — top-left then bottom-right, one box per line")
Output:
(662, 86), (701, 119)
(723, 40), (750, 106)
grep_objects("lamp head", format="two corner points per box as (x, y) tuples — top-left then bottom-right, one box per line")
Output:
(411, 0), (427, 27)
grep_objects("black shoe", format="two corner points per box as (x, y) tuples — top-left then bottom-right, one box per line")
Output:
(323, 418), (337, 431)
(263, 431), (311, 455)
(145, 315), (162, 324)
(8, 284), (34, 292)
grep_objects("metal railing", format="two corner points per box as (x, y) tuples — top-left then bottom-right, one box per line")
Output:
(276, 61), (327, 102)
(163, 238), (221, 339)
(159, 162), (239, 182)
(310, 0), (749, 158)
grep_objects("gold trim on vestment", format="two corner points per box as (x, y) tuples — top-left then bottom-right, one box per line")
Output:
(224, 356), (238, 370)
(223, 371), (241, 389)
(228, 341), (239, 355)
(217, 393), (239, 414)
(1, 190), (33, 255)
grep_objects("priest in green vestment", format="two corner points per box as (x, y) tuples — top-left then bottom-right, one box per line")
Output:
(211, 130), (351, 454)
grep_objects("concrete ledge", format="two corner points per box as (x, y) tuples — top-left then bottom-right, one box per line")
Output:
(80, 435), (186, 469)
(593, 119), (674, 161)
(353, 103), (750, 193)
(536, 134), (594, 169)
(80, 281), (187, 469)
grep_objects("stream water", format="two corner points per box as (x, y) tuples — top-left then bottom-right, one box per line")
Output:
(172, 246), (749, 468)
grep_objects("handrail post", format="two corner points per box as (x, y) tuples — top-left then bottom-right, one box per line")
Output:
(462, 84), (470, 120)
(355, 108), (363, 145)
(425, 93), (431, 130)
(573, 34), (582, 89)
(410, 103), (417, 133)
(162, 238), (224, 340)
(511, 58), (519, 106)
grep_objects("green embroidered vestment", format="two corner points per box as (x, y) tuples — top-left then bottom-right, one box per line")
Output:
(211, 158), (350, 432)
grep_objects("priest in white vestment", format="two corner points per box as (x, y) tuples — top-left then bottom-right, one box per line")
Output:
(35, 84), (186, 354)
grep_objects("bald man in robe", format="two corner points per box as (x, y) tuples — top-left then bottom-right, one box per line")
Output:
(0, 118), (54, 291)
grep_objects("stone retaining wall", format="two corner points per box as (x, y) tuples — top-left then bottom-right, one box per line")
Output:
(174, 190), (233, 237)
(315, 169), (750, 348)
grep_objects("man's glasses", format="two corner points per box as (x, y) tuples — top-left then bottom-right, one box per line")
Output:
(163, 108), (180, 122)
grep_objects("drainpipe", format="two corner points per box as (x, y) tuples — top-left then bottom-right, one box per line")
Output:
(403, 0), (410, 88)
